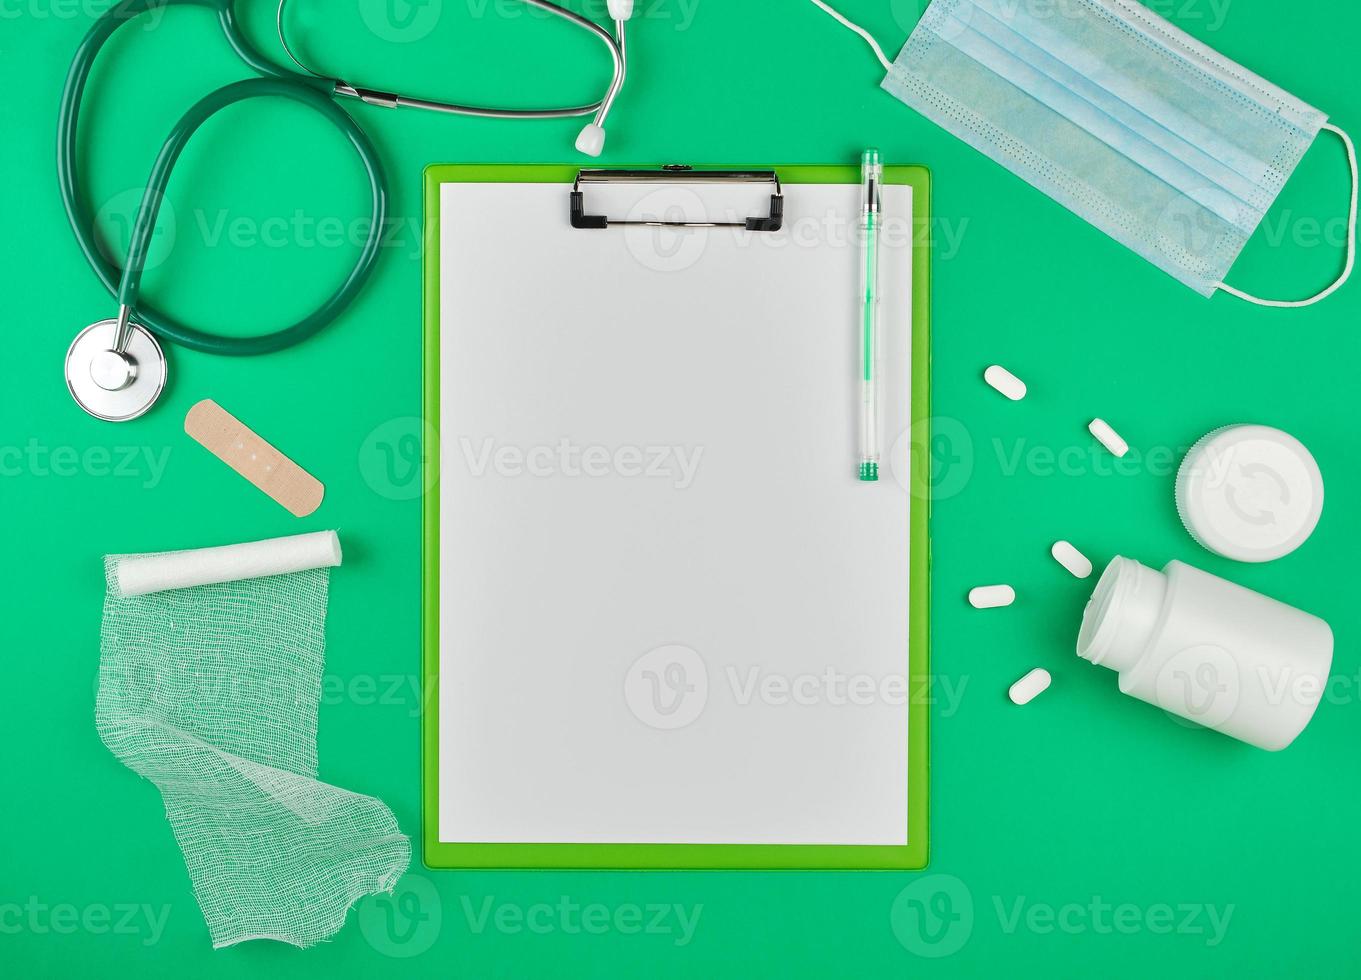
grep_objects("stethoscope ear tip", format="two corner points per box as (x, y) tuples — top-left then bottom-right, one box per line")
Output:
(575, 123), (607, 158)
(607, 0), (634, 20)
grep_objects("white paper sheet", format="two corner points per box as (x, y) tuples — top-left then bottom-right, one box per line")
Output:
(438, 178), (913, 845)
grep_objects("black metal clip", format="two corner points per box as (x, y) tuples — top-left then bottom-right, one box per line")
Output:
(569, 167), (784, 231)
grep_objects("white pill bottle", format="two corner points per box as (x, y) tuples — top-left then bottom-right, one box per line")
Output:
(1077, 557), (1333, 751)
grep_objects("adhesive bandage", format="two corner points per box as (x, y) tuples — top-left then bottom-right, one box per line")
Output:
(1089, 418), (1128, 458)
(1051, 541), (1093, 579)
(185, 399), (325, 517)
(969, 585), (1015, 609)
(984, 365), (1027, 401)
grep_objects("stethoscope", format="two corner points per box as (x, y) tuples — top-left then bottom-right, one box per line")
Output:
(60, 0), (634, 422)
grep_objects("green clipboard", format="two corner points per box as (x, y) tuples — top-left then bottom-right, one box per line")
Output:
(422, 163), (931, 870)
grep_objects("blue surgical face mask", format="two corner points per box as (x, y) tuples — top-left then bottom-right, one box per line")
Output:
(809, 0), (1357, 306)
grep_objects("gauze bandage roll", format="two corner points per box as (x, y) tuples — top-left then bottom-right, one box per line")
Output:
(113, 531), (343, 597)
(97, 531), (409, 949)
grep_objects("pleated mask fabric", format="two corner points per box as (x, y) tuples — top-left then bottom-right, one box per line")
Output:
(880, 0), (1346, 299)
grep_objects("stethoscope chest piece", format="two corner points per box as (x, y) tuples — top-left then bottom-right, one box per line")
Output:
(65, 318), (167, 422)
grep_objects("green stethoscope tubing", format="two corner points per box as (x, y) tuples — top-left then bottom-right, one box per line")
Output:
(57, 0), (387, 356)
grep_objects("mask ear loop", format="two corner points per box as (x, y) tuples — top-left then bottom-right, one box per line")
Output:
(806, 0), (1355, 309)
(806, 0), (893, 71)
(1216, 124), (1358, 308)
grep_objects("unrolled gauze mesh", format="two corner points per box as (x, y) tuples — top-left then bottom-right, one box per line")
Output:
(96, 532), (410, 948)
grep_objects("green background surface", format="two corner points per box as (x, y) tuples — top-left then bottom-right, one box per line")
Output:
(1, 0), (1357, 976)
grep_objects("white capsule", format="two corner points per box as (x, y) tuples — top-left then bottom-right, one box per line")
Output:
(1009, 668), (1052, 705)
(1089, 418), (1128, 458)
(1051, 540), (1093, 579)
(968, 584), (1015, 609)
(984, 364), (1027, 401)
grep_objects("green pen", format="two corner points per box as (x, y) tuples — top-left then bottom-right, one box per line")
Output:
(858, 149), (883, 482)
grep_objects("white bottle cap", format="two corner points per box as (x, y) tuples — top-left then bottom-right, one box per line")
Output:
(1176, 425), (1324, 563)
(575, 123), (606, 157)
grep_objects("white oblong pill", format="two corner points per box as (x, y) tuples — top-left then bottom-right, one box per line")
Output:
(1089, 418), (1129, 458)
(1009, 668), (1052, 705)
(984, 365), (1027, 401)
(1051, 540), (1093, 579)
(968, 584), (1015, 609)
